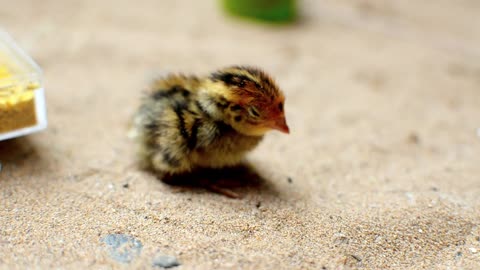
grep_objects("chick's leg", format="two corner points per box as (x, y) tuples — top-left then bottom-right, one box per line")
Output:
(152, 156), (241, 199)
(204, 184), (241, 199)
(194, 167), (243, 199)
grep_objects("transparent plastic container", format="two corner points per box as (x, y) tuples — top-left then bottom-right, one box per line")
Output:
(0, 31), (47, 141)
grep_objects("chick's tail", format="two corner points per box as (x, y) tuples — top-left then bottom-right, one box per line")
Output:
(127, 114), (143, 140)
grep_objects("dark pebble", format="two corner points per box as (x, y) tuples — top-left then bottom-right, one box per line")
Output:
(287, 177), (293, 183)
(256, 202), (261, 208)
(152, 255), (180, 268)
(455, 251), (462, 260)
(407, 133), (420, 144)
(122, 183), (129, 188)
(351, 254), (362, 262)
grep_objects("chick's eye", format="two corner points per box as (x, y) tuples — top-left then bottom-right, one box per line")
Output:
(278, 103), (283, 112)
(231, 76), (245, 87)
(248, 107), (260, 118)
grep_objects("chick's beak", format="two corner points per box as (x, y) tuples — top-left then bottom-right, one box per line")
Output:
(271, 116), (290, 134)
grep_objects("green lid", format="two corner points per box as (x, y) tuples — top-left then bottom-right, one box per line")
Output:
(222, 0), (297, 23)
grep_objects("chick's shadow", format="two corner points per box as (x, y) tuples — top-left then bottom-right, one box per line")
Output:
(156, 163), (279, 199)
(0, 137), (42, 163)
(0, 137), (48, 182)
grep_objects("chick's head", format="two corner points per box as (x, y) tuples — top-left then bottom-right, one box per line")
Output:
(207, 66), (289, 136)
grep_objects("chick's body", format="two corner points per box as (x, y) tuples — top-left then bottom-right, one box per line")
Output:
(132, 66), (288, 178)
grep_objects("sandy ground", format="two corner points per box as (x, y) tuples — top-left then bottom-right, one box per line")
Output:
(1, 0), (480, 269)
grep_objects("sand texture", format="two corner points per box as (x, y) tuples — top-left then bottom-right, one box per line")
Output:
(1, 0), (480, 269)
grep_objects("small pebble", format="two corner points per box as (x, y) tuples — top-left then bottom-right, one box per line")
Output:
(407, 132), (420, 144)
(287, 177), (293, 183)
(469, 247), (477, 254)
(152, 255), (180, 268)
(122, 183), (129, 189)
(256, 202), (262, 208)
(405, 192), (415, 204)
(455, 251), (462, 260)
(333, 232), (349, 245)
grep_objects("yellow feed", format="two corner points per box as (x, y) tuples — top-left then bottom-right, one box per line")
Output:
(0, 62), (38, 133)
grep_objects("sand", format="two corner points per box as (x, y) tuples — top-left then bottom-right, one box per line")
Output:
(1, 0), (480, 269)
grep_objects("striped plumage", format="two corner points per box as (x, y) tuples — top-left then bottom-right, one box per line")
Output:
(131, 66), (289, 178)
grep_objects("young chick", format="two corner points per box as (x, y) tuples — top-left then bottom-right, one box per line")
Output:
(131, 66), (289, 195)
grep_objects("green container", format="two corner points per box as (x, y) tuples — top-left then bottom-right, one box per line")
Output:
(222, 0), (297, 23)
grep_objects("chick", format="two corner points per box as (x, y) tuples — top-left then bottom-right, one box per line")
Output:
(131, 66), (289, 196)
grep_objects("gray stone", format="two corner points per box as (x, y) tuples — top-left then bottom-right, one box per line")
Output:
(101, 234), (143, 263)
(152, 255), (180, 268)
